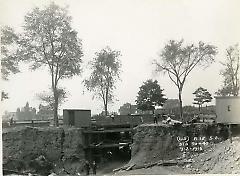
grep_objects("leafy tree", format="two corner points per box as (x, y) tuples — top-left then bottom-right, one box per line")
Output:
(136, 79), (167, 113)
(193, 87), (212, 112)
(36, 88), (67, 111)
(216, 44), (239, 96)
(1, 91), (9, 101)
(1, 26), (20, 80)
(84, 47), (121, 116)
(1, 26), (20, 101)
(16, 2), (83, 126)
(154, 40), (217, 120)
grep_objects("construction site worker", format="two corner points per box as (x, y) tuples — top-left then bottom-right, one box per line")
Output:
(92, 161), (97, 175)
(153, 113), (158, 124)
(84, 160), (90, 175)
(9, 117), (13, 126)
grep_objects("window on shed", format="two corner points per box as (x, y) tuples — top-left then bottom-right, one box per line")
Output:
(227, 105), (231, 112)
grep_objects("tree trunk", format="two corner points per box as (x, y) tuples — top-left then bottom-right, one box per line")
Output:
(104, 104), (108, 116)
(178, 89), (183, 121)
(53, 89), (59, 126)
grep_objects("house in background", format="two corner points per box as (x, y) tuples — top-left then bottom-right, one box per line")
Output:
(16, 102), (36, 120)
(163, 99), (180, 114)
(119, 103), (160, 115)
(14, 102), (54, 121)
(37, 104), (53, 120)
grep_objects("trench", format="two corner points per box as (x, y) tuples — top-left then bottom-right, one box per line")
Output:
(3, 123), (236, 175)
(82, 128), (132, 174)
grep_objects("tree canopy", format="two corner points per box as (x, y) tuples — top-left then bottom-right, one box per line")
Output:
(36, 88), (67, 110)
(17, 2), (83, 126)
(1, 26), (20, 80)
(216, 44), (239, 96)
(154, 39), (217, 119)
(136, 79), (167, 113)
(193, 87), (212, 111)
(84, 47), (121, 116)
(1, 26), (20, 101)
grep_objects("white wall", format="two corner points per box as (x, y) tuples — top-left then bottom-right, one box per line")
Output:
(216, 97), (240, 124)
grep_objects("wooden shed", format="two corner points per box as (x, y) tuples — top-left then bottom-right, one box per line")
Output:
(63, 109), (91, 128)
(215, 96), (240, 124)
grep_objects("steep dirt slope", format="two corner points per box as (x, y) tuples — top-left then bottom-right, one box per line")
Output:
(187, 136), (240, 174)
(129, 123), (228, 167)
(3, 126), (85, 175)
(117, 123), (237, 175)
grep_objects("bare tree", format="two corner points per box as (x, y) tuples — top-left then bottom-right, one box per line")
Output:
(154, 40), (217, 120)
(16, 3), (83, 126)
(216, 44), (239, 96)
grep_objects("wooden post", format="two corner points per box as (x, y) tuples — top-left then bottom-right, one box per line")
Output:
(228, 124), (232, 143)
(130, 116), (133, 143)
(161, 136), (164, 162)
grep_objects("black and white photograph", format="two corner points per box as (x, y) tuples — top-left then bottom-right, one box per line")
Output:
(1, 0), (240, 175)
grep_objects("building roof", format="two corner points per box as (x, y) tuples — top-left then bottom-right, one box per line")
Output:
(63, 109), (91, 111)
(215, 96), (240, 99)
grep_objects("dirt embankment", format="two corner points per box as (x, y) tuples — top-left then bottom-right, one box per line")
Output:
(129, 123), (228, 167)
(2, 126), (85, 175)
(187, 136), (240, 174)
(120, 136), (240, 175)
(117, 123), (240, 175)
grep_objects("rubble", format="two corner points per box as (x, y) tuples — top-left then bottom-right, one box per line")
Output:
(189, 136), (240, 174)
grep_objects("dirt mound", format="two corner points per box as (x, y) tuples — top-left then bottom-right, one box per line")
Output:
(186, 136), (240, 174)
(129, 124), (183, 167)
(123, 123), (234, 174)
(129, 123), (228, 167)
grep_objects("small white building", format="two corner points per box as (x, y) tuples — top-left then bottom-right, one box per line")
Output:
(215, 96), (240, 124)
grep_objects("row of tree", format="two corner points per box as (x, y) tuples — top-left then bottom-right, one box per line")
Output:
(134, 80), (213, 115)
(136, 40), (239, 120)
(1, 2), (239, 125)
(1, 3), (121, 126)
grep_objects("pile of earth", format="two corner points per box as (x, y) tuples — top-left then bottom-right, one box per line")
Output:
(115, 135), (240, 175)
(184, 136), (240, 174)
(116, 124), (240, 175)
(128, 123), (228, 167)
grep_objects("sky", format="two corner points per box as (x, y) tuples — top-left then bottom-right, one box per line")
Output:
(0, 0), (240, 115)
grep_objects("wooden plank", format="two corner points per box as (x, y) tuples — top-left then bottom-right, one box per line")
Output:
(126, 164), (136, 171)
(83, 128), (132, 134)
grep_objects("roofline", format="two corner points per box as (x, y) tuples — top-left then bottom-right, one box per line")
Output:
(214, 96), (240, 99)
(63, 109), (91, 111)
